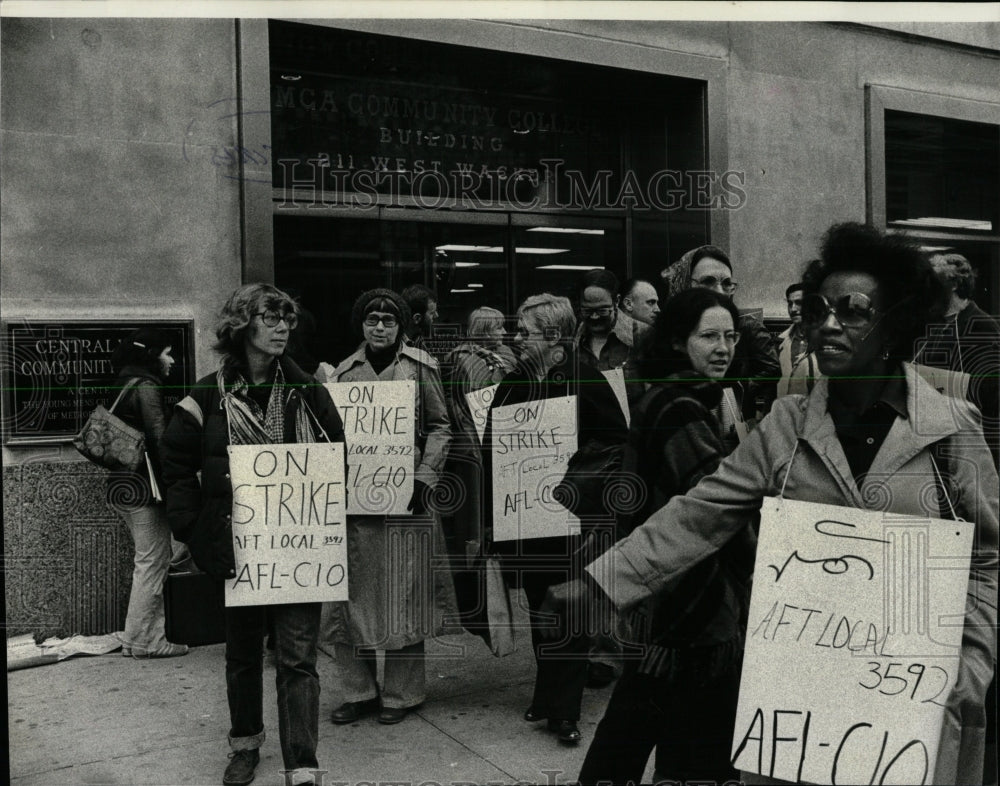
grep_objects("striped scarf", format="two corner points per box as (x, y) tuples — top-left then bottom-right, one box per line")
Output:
(219, 365), (319, 446)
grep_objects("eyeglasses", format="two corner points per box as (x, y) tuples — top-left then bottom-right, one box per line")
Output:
(693, 276), (739, 294)
(363, 314), (398, 328)
(255, 310), (298, 329)
(694, 330), (741, 346)
(581, 306), (614, 318)
(801, 293), (879, 329)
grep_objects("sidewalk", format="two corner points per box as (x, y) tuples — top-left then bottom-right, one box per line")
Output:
(8, 598), (651, 786)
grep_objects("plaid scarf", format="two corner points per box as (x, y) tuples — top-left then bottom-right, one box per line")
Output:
(219, 364), (319, 446)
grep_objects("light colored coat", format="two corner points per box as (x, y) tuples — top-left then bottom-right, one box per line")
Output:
(316, 344), (458, 649)
(776, 325), (819, 397)
(588, 364), (998, 786)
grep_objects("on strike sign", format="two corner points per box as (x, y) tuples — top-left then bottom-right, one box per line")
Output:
(733, 497), (973, 784)
(323, 380), (415, 516)
(225, 442), (347, 607)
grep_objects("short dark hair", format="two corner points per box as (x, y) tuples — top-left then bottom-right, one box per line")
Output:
(580, 268), (620, 299)
(110, 327), (172, 378)
(401, 284), (435, 318)
(801, 223), (947, 362)
(639, 288), (741, 379)
(690, 245), (732, 273)
(785, 282), (806, 299)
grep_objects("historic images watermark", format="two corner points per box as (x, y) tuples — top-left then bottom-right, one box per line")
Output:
(272, 158), (748, 213)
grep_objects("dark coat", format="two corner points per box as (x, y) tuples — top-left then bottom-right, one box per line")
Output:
(105, 365), (167, 507)
(619, 374), (754, 658)
(160, 356), (346, 580)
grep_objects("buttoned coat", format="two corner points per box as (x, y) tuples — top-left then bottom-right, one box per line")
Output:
(588, 364), (998, 786)
(316, 344), (458, 649)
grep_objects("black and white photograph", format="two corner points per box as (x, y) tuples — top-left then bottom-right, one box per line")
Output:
(2, 2), (999, 785)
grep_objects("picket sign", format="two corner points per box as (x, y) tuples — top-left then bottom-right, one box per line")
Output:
(323, 380), (415, 516)
(225, 442), (347, 607)
(491, 395), (578, 542)
(466, 383), (499, 445)
(733, 497), (973, 784)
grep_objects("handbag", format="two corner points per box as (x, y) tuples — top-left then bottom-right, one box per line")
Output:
(552, 439), (624, 519)
(72, 378), (145, 471)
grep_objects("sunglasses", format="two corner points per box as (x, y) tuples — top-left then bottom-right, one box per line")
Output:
(581, 306), (614, 318)
(801, 293), (879, 328)
(255, 310), (298, 329)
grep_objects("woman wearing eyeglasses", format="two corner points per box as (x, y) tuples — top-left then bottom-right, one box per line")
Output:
(160, 284), (346, 786)
(551, 223), (998, 786)
(578, 287), (756, 785)
(661, 245), (781, 423)
(315, 288), (455, 727)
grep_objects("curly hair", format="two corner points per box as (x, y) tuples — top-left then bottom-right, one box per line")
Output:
(931, 252), (977, 300)
(213, 283), (298, 373)
(639, 288), (741, 380)
(801, 223), (948, 363)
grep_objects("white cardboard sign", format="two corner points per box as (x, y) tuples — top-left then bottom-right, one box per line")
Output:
(491, 395), (578, 541)
(225, 442), (347, 607)
(733, 496), (973, 784)
(323, 380), (415, 516)
(466, 383), (499, 445)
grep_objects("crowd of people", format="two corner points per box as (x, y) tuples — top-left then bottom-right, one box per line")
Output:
(105, 222), (999, 786)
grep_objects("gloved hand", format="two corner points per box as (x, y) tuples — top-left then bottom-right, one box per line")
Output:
(406, 479), (431, 516)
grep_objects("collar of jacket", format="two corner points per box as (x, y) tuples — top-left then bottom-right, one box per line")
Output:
(221, 355), (313, 392)
(801, 362), (962, 472)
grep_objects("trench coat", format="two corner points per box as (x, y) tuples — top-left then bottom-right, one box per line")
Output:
(440, 342), (512, 559)
(587, 363), (999, 786)
(316, 344), (459, 650)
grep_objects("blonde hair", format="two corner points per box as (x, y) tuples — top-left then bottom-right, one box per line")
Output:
(467, 306), (505, 339)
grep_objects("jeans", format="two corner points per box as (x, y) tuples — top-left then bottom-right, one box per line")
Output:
(225, 602), (322, 776)
(331, 641), (426, 709)
(578, 660), (741, 785)
(120, 504), (172, 651)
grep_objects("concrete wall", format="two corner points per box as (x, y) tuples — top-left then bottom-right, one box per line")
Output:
(1, 17), (241, 636)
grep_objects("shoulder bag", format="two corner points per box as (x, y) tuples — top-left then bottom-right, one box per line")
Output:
(72, 378), (145, 471)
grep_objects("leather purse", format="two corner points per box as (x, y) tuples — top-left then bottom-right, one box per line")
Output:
(72, 379), (145, 471)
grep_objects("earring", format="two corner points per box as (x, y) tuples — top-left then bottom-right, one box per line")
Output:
(881, 347), (891, 361)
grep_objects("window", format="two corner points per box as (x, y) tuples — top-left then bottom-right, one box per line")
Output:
(867, 84), (1000, 312)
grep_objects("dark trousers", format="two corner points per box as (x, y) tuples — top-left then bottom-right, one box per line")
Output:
(579, 660), (741, 786)
(225, 602), (321, 771)
(521, 568), (590, 722)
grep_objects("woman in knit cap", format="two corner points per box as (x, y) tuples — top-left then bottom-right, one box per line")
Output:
(661, 245), (780, 422)
(316, 288), (456, 726)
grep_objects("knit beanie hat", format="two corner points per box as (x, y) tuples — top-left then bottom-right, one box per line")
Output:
(350, 288), (411, 338)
